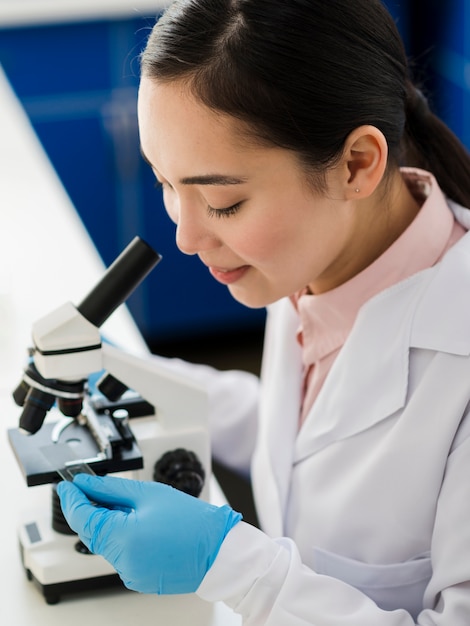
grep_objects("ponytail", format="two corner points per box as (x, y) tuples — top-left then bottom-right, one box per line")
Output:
(402, 81), (470, 208)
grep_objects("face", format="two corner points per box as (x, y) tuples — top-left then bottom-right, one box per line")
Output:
(137, 78), (360, 307)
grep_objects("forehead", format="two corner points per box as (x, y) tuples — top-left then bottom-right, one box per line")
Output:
(136, 77), (313, 190)
(138, 78), (256, 163)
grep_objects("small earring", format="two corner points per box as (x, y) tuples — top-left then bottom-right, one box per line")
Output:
(354, 188), (360, 193)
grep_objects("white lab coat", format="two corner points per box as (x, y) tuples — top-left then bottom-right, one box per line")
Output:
(160, 200), (470, 624)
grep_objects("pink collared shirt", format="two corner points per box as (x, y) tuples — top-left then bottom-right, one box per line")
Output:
(292, 168), (466, 425)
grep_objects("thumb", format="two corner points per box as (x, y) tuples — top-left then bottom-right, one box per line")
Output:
(72, 473), (146, 509)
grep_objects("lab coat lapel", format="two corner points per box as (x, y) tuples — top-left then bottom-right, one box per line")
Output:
(294, 269), (434, 463)
(255, 223), (470, 534)
(252, 300), (303, 537)
(294, 223), (470, 464)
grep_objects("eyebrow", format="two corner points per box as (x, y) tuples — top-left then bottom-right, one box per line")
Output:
(179, 174), (248, 186)
(140, 147), (248, 186)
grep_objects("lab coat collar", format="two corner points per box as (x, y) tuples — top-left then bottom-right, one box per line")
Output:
(412, 201), (470, 354)
(294, 222), (470, 463)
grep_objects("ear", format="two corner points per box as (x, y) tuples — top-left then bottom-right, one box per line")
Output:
(340, 125), (388, 199)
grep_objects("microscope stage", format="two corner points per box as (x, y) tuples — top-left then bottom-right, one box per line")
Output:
(8, 419), (143, 486)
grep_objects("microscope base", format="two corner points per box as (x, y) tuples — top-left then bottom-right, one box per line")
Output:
(18, 510), (123, 605)
(21, 555), (122, 605)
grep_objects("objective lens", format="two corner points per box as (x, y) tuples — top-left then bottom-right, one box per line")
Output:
(12, 379), (30, 407)
(56, 379), (85, 417)
(97, 373), (128, 402)
(19, 387), (56, 435)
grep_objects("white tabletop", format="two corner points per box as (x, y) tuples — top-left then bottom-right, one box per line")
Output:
(0, 1), (169, 27)
(0, 65), (240, 625)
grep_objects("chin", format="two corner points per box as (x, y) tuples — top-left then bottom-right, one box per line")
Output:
(228, 286), (278, 310)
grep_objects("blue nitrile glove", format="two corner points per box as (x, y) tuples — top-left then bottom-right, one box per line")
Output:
(57, 474), (242, 594)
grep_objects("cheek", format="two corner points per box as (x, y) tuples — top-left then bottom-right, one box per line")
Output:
(232, 219), (293, 265)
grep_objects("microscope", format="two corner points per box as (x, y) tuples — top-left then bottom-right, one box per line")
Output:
(7, 237), (211, 605)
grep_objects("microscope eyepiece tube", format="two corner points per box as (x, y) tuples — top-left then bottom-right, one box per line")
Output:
(77, 237), (161, 328)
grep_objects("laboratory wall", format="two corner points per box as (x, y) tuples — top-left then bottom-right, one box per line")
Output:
(0, 1), (468, 348)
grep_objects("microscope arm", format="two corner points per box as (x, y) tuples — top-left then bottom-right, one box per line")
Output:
(29, 305), (208, 433)
(101, 343), (208, 432)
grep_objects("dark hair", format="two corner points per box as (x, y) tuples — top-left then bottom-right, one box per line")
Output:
(141, 0), (470, 207)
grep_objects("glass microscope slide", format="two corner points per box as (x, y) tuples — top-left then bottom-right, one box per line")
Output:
(39, 443), (96, 481)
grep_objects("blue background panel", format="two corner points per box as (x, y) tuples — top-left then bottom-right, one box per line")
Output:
(1, 2), (469, 344)
(0, 16), (266, 344)
(433, 1), (470, 150)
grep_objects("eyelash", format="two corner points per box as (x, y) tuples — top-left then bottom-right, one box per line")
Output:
(155, 181), (242, 219)
(206, 203), (242, 219)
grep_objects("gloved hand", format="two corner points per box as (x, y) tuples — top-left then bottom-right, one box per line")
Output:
(57, 473), (242, 594)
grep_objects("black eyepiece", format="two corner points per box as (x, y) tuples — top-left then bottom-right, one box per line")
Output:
(77, 237), (161, 328)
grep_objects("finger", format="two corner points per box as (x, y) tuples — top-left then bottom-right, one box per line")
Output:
(58, 480), (127, 552)
(57, 480), (102, 542)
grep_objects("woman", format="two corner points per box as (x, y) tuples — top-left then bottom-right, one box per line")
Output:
(58, 1), (470, 623)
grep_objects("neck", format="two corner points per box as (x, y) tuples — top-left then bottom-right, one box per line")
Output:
(368, 168), (421, 249)
(309, 169), (421, 294)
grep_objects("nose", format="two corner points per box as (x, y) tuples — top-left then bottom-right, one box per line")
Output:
(174, 197), (220, 256)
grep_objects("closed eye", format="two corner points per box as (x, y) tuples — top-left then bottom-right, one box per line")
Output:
(207, 202), (243, 218)
(154, 174), (242, 217)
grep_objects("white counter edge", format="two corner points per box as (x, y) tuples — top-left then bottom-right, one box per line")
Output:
(0, 1), (169, 28)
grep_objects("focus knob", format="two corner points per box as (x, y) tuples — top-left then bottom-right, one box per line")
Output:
(153, 448), (205, 497)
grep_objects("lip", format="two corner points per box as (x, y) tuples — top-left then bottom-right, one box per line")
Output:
(208, 265), (250, 285)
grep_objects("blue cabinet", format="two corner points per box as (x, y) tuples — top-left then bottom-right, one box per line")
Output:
(382, 0), (410, 47)
(0, 16), (265, 344)
(432, 1), (470, 150)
